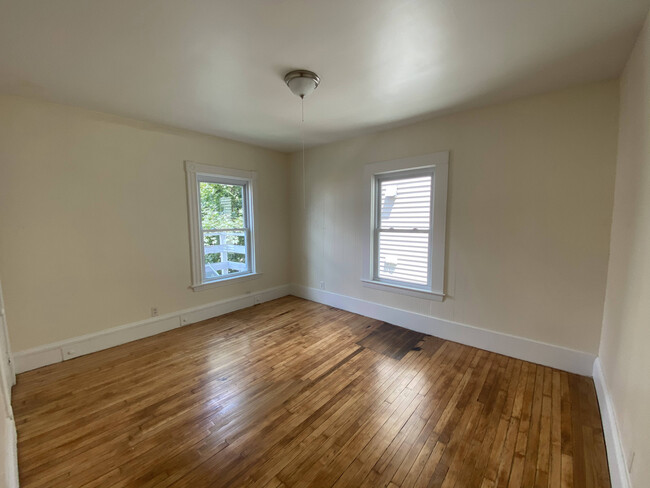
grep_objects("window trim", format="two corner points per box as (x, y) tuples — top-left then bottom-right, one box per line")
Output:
(185, 161), (258, 291)
(361, 152), (449, 301)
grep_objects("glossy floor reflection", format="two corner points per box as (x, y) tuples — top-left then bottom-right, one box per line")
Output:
(13, 296), (609, 487)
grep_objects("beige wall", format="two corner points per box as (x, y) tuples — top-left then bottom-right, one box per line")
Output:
(290, 81), (619, 355)
(599, 11), (650, 486)
(0, 96), (290, 351)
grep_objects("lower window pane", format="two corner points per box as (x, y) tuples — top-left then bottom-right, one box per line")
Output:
(227, 252), (245, 263)
(203, 231), (249, 281)
(204, 253), (221, 264)
(204, 266), (222, 280)
(378, 232), (429, 285)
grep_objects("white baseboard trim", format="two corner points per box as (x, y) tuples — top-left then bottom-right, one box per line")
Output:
(593, 358), (630, 488)
(291, 285), (596, 376)
(2, 416), (19, 488)
(14, 284), (291, 373)
(14, 283), (596, 377)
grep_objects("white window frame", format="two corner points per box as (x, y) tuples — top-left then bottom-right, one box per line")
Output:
(361, 152), (449, 301)
(185, 161), (259, 291)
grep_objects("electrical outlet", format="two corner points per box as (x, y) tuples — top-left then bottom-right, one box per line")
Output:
(151, 307), (158, 317)
(320, 281), (325, 290)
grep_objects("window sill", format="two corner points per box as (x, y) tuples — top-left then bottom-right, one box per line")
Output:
(361, 279), (445, 301)
(192, 272), (262, 291)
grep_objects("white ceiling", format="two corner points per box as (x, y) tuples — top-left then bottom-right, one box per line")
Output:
(1, 0), (648, 151)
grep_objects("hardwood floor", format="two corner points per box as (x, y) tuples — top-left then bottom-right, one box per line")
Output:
(13, 296), (610, 487)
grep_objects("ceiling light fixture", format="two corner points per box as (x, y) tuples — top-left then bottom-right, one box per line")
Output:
(284, 69), (320, 209)
(284, 70), (320, 99)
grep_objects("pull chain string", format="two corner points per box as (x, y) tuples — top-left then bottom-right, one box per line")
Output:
(301, 96), (306, 210)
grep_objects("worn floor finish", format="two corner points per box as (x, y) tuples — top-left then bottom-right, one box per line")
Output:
(13, 296), (610, 487)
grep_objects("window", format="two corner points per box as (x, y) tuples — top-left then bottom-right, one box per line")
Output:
(185, 162), (258, 290)
(375, 169), (433, 287)
(362, 152), (448, 300)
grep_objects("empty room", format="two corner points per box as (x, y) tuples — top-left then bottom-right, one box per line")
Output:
(1, 1), (649, 487)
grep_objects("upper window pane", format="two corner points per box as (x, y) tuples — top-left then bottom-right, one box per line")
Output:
(379, 175), (432, 230)
(200, 181), (245, 230)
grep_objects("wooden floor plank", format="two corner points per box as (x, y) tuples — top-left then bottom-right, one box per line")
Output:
(13, 296), (610, 488)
